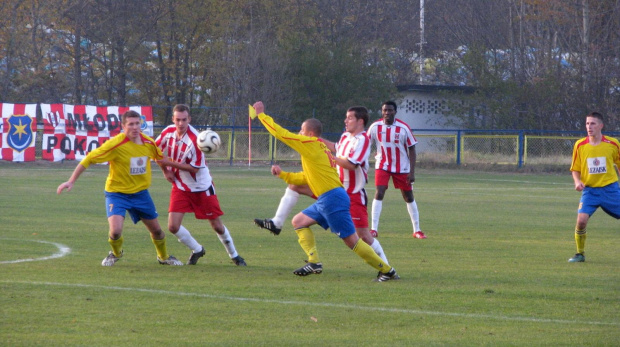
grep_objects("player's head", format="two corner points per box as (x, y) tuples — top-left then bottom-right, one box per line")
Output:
(300, 118), (322, 137)
(173, 104), (191, 134)
(381, 101), (397, 125)
(173, 104), (191, 115)
(345, 106), (369, 134)
(121, 110), (142, 139)
(121, 110), (141, 125)
(382, 100), (398, 112)
(586, 112), (604, 137)
(587, 111), (604, 123)
(347, 106), (369, 126)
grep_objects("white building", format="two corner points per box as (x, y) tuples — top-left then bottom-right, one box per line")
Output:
(393, 84), (475, 155)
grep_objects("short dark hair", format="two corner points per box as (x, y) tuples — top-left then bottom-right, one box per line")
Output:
(381, 100), (398, 112)
(173, 104), (190, 114)
(304, 118), (323, 137)
(121, 110), (141, 124)
(347, 106), (369, 127)
(587, 111), (604, 122)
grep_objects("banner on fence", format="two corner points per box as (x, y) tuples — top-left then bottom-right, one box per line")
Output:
(1, 103), (38, 162)
(40, 104), (153, 161)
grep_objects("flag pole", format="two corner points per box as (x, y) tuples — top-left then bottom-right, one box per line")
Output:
(248, 107), (252, 167)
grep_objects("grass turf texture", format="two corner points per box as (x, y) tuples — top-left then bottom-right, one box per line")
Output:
(1, 163), (618, 346)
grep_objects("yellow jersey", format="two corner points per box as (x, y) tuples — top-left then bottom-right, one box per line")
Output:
(570, 135), (620, 187)
(258, 113), (342, 197)
(80, 133), (163, 194)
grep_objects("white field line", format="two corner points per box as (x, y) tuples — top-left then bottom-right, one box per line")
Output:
(1, 280), (618, 327)
(0, 239), (71, 264)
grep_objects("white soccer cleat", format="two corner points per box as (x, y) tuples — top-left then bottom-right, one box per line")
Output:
(102, 251), (122, 266)
(158, 255), (184, 266)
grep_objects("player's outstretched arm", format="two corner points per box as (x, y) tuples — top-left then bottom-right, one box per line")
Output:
(57, 164), (87, 194)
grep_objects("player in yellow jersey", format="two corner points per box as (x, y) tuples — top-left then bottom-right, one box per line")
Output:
(568, 112), (620, 262)
(57, 110), (183, 266)
(250, 101), (399, 281)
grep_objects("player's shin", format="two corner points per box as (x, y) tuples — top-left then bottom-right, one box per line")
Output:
(151, 237), (169, 260)
(295, 227), (319, 263)
(175, 225), (202, 252)
(575, 228), (587, 254)
(217, 226), (238, 258)
(371, 199), (382, 231)
(407, 200), (421, 232)
(273, 187), (299, 227)
(108, 236), (124, 257)
(353, 239), (392, 273)
(370, 239), (389, 264)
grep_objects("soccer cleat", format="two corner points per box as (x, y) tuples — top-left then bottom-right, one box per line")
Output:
(413, 231), (427, 239)
(374, 268), (400, 282)
(568, 253), (585, 263)
(158, 255), (184, 266)
(101, 251), (122, 266)
(232, 255), (247, 266)
(293, 262), (323, 276)
(370, 229), (378, 237)
(187, 247), (206, 265)
(254, 218), (281, 235)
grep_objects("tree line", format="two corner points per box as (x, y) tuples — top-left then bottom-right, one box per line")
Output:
(0, 0), (618, 132)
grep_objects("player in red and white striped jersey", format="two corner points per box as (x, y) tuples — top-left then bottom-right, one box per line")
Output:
(156, 104), (246, 266)
(367, 101), (426, 239)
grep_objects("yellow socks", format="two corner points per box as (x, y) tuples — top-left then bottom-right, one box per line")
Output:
(108, 236), (124, 257)
(352, 239), (392, 273)
(151, 237), (169, 260)
(295, 227), (320, 263)
(575, 228), (586, 254)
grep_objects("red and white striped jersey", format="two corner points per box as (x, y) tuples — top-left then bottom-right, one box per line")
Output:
(335, 131), (370, 194)
(367, 118), (417, 173)
(155, 124), (213, 192)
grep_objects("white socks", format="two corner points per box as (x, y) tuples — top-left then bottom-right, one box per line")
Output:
(217, 226), (238, 258)
(372, 199), (421, 233)
(371, 199), (383, 231)
(406, 200), (421, 232)
(370, 239), (389, 264)
(272, 187), (299, 228)
(175, 225), (202, 252)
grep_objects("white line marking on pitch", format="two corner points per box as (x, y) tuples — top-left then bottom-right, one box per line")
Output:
(2, 280), (618, 327)
(0, 239), (71, 264)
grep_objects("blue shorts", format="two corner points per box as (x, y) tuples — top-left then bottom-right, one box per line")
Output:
(105, 190), (159, 224)
(578, 183), (620, 219)
(301, 187), (356, 239)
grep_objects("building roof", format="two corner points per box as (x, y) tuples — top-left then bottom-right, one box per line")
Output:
(397, 84), (476, 93)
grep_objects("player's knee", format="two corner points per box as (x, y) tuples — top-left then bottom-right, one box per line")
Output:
(109, 232), (122, 240)
(576, 220), (588, 230)
(576, 213), (589, 230)
(291, 214), (306, 229)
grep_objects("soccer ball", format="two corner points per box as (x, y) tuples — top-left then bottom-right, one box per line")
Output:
(197, 129), (221, 154)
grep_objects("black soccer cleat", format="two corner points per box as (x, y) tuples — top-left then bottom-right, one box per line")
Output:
(254, 218), (281, 235)
(293, 262), (323, 276)
(232, 255), (247, 266)
(187, 247), (206, 265)
(374, 268), (400, 282)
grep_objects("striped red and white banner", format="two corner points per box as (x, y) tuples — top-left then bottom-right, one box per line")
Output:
(40, 104), (153, 162)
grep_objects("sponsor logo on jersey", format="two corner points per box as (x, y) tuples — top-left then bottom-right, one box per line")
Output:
(130, 156), (148, 175)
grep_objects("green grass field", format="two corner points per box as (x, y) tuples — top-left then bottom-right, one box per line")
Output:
(1, 163), (618, 346)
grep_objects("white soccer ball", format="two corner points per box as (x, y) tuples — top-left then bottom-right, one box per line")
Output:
(197, 129), (221, 154)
